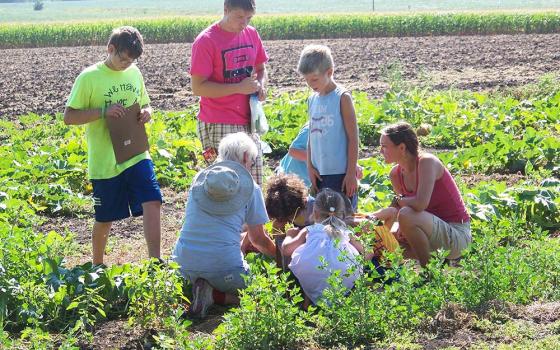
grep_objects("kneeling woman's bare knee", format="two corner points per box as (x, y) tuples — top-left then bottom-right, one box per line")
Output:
(397, 206), (416, 227)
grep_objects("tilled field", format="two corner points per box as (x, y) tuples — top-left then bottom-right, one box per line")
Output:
(1, 33), (560, 119)
(4, 33), (560, 349)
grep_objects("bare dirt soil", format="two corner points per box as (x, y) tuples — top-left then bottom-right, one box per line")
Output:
(1, 33), (560, 119)
(416, 301), (560, 350)
(83, 300), (560, 349)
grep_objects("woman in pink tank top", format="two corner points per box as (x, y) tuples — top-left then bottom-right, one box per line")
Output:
(379, 122), (471, 267)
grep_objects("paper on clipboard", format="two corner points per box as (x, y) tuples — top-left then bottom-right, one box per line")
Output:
(106, 103), (149, 164)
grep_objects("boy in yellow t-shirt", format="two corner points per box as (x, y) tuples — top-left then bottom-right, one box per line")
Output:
(64, 26), (162, 266)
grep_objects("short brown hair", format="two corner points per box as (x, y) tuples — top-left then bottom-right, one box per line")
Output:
(107, 26), (144, 59)
(265, 173), (308, 222)
(225, 0), (256, 11)
(298, 45), (334, 75)
(382, 122), (419, 157)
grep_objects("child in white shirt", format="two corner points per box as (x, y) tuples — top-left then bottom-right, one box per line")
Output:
(282, 188), (364, 304)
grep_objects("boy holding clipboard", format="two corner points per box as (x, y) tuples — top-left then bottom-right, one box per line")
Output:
(64, 26), (162, 266)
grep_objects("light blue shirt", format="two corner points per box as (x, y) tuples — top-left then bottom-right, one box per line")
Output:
(278, 124), (311, 187)
(308, 86), (348, 175)
(173, 183), (269, 272)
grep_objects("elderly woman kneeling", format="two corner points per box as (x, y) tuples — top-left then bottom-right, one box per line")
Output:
(173, 132), (276, 318)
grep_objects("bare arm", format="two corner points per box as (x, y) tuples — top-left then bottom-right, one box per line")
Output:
(398, 156), (441, 211)
(64, 106), (103, 125)
(64, 103), (128, 125)
(247, 224), (276, 258)
(282, 228), (308, 258)
(191, 74), (259, 98)
(289, 148), (307, 161)
(349, 235), (365, 254)
(340, 92), (359, 197)
(255, 63), (267, 101)
(307, 134), (321, 191)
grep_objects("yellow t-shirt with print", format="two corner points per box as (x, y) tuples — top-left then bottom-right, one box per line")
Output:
(66, 62), (151, 179)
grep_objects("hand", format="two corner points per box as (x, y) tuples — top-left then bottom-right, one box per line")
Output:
(286, 227), (300, 238)
(257, 84), (267, 101)
(238, 73), (259, 95)
(342, 173), (358, 198)
(138, 108), (152, 124)
(308, 166), (322, 193)
(364, 214), (383, 227)
(355, 165), (363, 180)
(105, 104), (125, 119)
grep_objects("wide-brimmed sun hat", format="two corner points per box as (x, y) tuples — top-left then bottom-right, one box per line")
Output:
(191, 160), (253, 216)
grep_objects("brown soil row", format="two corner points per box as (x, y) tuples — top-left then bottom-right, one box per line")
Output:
(1, 33), (560, 119)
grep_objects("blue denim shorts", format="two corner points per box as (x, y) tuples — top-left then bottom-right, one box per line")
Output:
(91, 159), (162, 222)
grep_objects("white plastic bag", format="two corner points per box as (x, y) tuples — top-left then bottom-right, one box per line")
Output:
(250, 94), (268, 135)
(260, 140), (272, 154)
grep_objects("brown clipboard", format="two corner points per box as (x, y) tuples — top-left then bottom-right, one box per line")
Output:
(106, 103), (149, 164)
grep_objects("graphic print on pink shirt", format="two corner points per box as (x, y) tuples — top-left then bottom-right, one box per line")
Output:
(222, 45), (254, 83)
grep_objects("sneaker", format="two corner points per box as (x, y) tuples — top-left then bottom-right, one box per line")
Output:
(190, 278), (214, 318)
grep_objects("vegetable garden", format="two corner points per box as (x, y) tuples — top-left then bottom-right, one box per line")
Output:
(1, 11), (559, 350)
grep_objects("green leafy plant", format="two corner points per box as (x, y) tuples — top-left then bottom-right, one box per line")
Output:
(126, 259), (188, 330)
(4, 13), (560, 48)
(66, 286), (106, 342)
(215, 260), (312, 350)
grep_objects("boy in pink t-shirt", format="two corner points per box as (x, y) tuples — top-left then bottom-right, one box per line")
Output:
(190, 0), (269, 185)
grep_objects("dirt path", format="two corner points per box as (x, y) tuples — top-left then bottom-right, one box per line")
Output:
(40, 188), (186, 267)
(1, 34), (560, 119)
(38, 172), (524, 268)
(89, 296), (560, 349)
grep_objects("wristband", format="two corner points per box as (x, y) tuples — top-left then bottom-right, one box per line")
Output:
(100, 106), (106, 119)
(390, 194), (404, 208)
(396, 194), (404, 207)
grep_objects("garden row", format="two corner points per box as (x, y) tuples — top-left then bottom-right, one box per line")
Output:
(1, 213), (560, 349)
(0, 82), (558, 216)
(2, 12), (560, 48)
(1, 172), (559, 348)
(1, 83), (559, 348)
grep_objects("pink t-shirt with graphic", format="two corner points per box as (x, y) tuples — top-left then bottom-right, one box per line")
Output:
(190, 23), (269, 125)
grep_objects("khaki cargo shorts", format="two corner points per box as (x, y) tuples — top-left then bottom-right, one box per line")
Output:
(429, 216), (472, 260)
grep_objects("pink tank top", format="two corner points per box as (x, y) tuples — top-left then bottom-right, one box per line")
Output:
(397, 159), (470, 223)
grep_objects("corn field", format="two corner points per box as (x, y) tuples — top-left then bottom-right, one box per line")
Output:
(1, 12), (560, 48)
